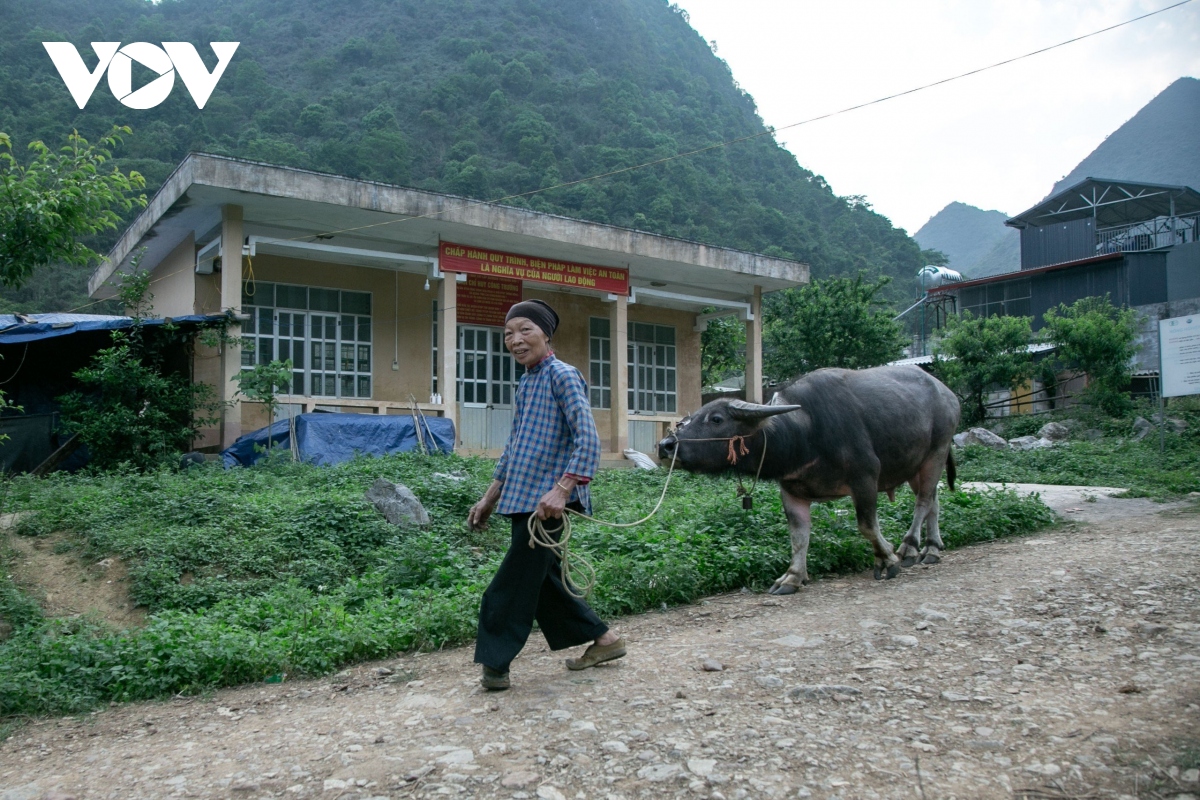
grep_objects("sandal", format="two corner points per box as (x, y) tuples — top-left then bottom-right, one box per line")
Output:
(565, 638), (627, 671)
(481, 665), (510, 690)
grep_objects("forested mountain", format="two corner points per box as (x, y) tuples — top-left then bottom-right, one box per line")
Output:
(1049, 77), (1200, 197)
(0, 0), (925, 313)
(914, 202), (1018, 278)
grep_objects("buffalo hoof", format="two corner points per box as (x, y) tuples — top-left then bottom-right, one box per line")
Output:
(769, 583), (799, 596)
(886, 563), (901, 580)
(900, 556), (919, 568)
(873, 566), (883, 580)
(921, 553), (941, 565)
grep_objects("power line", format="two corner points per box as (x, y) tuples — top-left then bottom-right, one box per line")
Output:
(298, 0), (1194, 242)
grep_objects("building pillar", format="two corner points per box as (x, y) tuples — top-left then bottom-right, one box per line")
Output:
(219, 204), (243, 449)
(609, 294), (629, 454)
(745, 285), (763, 403)
(438, 274), (458, 448)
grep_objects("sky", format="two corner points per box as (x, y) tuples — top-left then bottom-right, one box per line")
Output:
(672, 0), (1200, 235)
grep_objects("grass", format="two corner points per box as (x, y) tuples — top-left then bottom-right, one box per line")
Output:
(957, 404), (1200, 499)
(0, 452), (1053, 717)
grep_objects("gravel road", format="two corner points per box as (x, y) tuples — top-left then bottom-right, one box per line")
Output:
(2, 494), (1198, 800)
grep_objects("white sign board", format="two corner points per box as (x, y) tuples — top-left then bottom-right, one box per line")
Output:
(1160, 314), (1200, 398)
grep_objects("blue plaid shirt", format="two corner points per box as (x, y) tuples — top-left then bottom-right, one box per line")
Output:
(493, 353), (601, 515)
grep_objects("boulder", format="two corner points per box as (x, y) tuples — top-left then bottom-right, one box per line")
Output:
(961, 427), (1009, 449)
(1131, 417), (1153, 441)
(1008, 436), (1053, 451)
(1037, 422), (1070, 441)
(365, 479), (430, 527)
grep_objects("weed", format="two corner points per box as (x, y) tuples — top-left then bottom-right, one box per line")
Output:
(0, 452), (1053, 716)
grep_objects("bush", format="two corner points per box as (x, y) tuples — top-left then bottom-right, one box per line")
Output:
(1041, 296), (1140, 416)
(932, 312), (1034, 425)
(1, 453), (1053, 715)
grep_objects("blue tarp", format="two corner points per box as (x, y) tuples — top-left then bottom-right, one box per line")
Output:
(0, 312), (228, 345)
(221, 412), (455, 467)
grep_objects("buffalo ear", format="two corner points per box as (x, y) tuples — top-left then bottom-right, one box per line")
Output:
(727, 400), (801, 421)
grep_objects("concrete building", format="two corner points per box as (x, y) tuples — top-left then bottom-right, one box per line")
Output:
(90, 154), (808, 460)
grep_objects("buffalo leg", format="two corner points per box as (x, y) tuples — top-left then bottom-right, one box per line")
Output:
(898, 457), (943, 567)
(770, 491), (812, 595)
(920, 491), (946, 565)
(853, 485), (900, 580)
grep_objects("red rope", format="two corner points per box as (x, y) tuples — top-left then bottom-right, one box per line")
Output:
(726, 435), (750, 465)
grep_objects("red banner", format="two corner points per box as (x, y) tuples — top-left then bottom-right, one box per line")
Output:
(457, 273), (522, 327)
(440, 241), (629, 294)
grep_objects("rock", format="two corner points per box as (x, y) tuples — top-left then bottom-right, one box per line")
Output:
(702, 659), (724, 672)
(636, 764), (683, 782)
(435, 749), (474, 765)
(375, 667), (393, 676)
(1132, 417), (1153, 441)
(940, 691), (973, 702)
(1024, 763), (1062, 776)
(501, 772), (540, 788)
(687, 758), (716, 777)
(1182, 768), (1199, 784)
(569, 720), (597, 734)
(1037, 422), (1070, 441)
(1008, 435), (1053, 451)
(364, 479), (430, 527)
(231, 783), (260, 792)
(754, 675), (784, 689)
(547, 709), (572, 721)
(952, 432), (969, 448)
(323, 779), (348, 791)
(916, 607), (950, 622)
(601, 741), (629, 754)
(788, 684), (861, 700)
(535, 786), (567, 800)
(1081, 428), (1104, 441)
(961, 427), (1009, 449)
(891, 635), (919, 648)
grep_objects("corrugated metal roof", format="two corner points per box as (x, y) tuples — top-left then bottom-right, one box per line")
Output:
(891, 342), (1057, 367)
(0, 312), (229, 345)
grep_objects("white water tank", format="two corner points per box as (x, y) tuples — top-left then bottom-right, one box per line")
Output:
(917, 265), (963, 290)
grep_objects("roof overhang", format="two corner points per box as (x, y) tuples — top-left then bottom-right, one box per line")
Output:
(927, 252), (1124, 293)
(92, 153), (809, 304)
(1006, 178), (1200, 229)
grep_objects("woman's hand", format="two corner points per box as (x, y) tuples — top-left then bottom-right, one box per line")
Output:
(535, 478), (575, 520)
(468, 480), (503, 531)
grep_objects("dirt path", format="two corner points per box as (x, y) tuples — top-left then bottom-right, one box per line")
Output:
(3, 497), (1199, 800)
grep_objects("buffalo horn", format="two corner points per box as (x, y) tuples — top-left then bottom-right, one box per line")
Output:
(727, 399), (801, 420)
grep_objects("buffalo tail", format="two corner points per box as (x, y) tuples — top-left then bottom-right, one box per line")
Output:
(946, 449), (957, 492)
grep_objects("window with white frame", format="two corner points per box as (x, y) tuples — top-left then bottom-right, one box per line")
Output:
(241, 282), (373, 399)
(628, 322), (676, 413)
(588, 317), (612, 408)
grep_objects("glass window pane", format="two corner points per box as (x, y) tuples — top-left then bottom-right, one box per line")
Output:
(241, 350), (253, 367)
(243, 312), (256, 334)
(311, 316), (321, 338)
(602, 340), (610, 360)
(311, 342), (322, 369)
(634, 323), (654, 343)
(358, 345), (370, 372)
(292, 344), (304, 369)
(358, 318), (371, 343)
(259, 337), (274, 362)
(464, 383), (474, 403)
(590, 317), (609, 337)
(464, 329), (474, 349)
(276, 284), (306, 309)
(602, 363), (610, 387)
(279, 340), (290, 362)
(340, 375), (354, 397)
(278, 313), (290, 337)
(292, 373), (304, 395)
(341, 291), (370, 315)
(341, 315), (355, 341)
(324, 317), (335, 339)
(656, 325), (675, 345)
(667, 371), (676, 392)
(325, 342), (335, 364)
(358, 376), (370, 398)
(590, 339), (599, 360)
(340, 344), (353, 371)
(259, 308), (274, 335)
(310, 288), (339, 312)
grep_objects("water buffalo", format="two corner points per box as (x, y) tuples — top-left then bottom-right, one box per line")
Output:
(657, 365), (961, 593)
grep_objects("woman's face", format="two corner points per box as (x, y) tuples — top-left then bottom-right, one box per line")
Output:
(504, 316), (550, 366)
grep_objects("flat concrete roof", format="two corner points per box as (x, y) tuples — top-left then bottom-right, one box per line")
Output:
(92, 154), (809, 304)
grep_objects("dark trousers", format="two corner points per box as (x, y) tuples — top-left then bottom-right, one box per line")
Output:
(474, 503), (608, 672)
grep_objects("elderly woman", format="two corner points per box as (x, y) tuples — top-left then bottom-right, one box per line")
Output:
(467, 299), (625, 690)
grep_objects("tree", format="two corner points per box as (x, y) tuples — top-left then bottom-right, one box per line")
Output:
(932, 312), (1034, 425)
(700, 313), (744, 388)
(0, 127), (146, 289)
(1041, 295), (1139, 416)
(234, 359), (294, 437)
(58, 262), (221, 470)
(763, 275), (907, 382)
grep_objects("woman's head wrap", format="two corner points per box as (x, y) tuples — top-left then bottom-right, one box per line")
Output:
(505, 299), (559, 337)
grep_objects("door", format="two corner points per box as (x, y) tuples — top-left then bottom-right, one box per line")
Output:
(457, 326), (521, 449)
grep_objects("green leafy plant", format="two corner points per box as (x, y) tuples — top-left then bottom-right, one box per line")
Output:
(932, 311), (1035, 425)
(1041, 295), (1140, 416)
(234, 359), (294, 438)
(0, 127), (146, 289)
(763, 275), (907, 382)
(57, 261), (221, 470)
